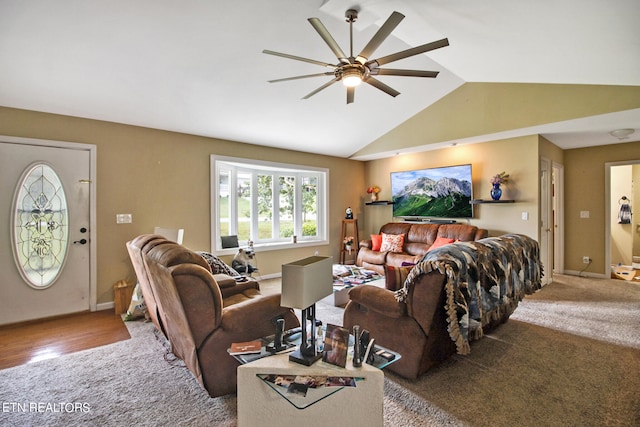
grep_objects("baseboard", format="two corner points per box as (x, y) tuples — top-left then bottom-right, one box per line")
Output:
(562, 270), (607, 279)
(97, 301), (115, 311)
(256, 272), (282, 280)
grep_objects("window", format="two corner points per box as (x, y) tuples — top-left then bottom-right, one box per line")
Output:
(12, 163), (69, 288)
(211, 156), (328, 252)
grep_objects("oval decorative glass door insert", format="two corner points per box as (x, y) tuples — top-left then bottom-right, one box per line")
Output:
(12, 163), (69, 288)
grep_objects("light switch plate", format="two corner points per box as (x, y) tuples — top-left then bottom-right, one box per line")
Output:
(116, 213), (132, 224)
(521, 212), (529, 220)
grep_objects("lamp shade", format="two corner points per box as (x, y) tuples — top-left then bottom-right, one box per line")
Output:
(281, 256), (333, 309)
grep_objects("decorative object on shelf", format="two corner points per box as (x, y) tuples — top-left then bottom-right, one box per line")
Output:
(489, 171), (509, 201)
(345, 206), (353, 219)
(367, 186), (381, 202)
(343, 236), (354, 253)
(490, 184), (502, 201)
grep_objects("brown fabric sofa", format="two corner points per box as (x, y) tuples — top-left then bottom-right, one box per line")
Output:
(126, 234), (299, 397)
(356, 222), (488, 275)
(344, 234), (542, 380)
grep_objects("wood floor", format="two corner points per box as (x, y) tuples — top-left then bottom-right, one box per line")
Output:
(0, 310), (130, 370)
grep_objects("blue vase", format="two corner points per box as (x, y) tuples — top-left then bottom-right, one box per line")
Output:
(490, 183), (502, 200)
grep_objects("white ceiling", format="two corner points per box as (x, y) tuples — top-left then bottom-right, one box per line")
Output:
(1, 0), (639, 159)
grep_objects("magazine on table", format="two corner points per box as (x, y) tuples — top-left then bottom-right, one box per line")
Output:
(229, 340), (262, 355)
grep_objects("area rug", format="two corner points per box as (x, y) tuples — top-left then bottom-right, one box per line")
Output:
(0, 274), (638, 426)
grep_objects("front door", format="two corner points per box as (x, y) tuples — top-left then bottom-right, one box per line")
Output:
(0, 137), (94, 325)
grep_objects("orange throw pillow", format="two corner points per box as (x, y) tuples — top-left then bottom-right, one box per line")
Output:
(371, 234), (382, 251)
(380, 232), (405, 253)
(427, 236), (454, 252)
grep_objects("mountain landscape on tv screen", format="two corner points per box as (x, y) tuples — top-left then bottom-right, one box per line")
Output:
(392, 176), (472, 218)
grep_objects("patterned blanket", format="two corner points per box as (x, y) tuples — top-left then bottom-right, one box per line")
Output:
(394, 234), (543, 355)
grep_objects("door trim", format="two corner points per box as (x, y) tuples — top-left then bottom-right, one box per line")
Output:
(0, 135), (97, 311)
(605, 159), (640, 279)
(552, 162), (565, 274)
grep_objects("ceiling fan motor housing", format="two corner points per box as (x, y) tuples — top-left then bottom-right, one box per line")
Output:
(345, 9), (358, 22)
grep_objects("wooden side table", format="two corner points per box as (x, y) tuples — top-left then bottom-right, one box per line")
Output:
(340, 219), (359, 265)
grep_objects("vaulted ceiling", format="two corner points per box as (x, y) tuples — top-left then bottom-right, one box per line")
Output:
(1, 0), (639, 159)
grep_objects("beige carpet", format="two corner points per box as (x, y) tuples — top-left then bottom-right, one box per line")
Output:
(0, 274), (637, 426)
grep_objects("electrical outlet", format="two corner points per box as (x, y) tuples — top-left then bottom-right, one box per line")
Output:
(582, 256), (591, 264)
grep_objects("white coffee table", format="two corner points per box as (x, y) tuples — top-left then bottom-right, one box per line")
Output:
(237, 352), (383, 426)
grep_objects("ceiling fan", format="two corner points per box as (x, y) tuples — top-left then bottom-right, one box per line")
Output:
(263, 9), (449, 104)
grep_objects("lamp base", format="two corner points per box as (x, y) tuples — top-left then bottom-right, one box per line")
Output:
(288, 349), (322, 366)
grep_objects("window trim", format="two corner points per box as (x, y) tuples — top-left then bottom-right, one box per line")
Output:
(210, 155), (329, 255)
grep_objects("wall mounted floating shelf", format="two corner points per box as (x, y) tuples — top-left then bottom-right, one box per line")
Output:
(470, 199), (516, 204)
(365, 201), (394, 205)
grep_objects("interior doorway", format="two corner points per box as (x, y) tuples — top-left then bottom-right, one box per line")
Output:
(607, 161), (640, 277)
(540, 158), (564, 285)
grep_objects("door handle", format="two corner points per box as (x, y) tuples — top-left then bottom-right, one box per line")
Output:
(73, 239), (88, 245)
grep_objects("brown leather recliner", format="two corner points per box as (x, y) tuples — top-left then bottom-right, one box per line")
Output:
(343, 271), (456, 380)
(126, 235), (299, 397)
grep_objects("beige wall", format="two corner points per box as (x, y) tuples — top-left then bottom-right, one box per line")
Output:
(564, 140), (640, 274)
(363, 135), (541, 239)
(0, 107), (364, 305)
(3, 103), (638, 305)
(354, 83), (640, 158)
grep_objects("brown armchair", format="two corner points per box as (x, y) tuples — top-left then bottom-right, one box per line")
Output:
(343, 270), (456, 379)
(126, 235), (299, 397)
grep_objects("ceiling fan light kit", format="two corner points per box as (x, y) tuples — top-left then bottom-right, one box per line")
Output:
(263, 9), (448, 104)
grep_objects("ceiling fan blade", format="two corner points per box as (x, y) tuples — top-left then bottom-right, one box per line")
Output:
(364, 77), (400, 98)
(302, 77), (341, 99)
(346, 86), (355, 104)
(369, 38), (449, 67)
(263, 49), (336, 69)
(373, 68), (439, 78)
(268, 72), (335, 83)
(356, 11), (405, 63)
(308, 18), (349, 63)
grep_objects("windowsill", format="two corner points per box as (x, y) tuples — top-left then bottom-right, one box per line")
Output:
(214, 239), (329, 256)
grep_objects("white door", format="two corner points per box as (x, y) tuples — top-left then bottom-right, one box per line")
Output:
(0, 138), (94, 325)
(540, 158), (552, 286)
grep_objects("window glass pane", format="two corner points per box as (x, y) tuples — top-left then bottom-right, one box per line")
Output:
(218, 169), (230, 237)
(13, 163), (69, 288)
(301, 176), (318, 237)
(212, 156), (327, 251)
(257, 174), (273, 240)
(278, 175), (295, 238)
(237, 171), (252, 243)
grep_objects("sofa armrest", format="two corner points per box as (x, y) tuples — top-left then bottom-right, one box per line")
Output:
(213, 273), (236, 289)
(221, 293), (298, 334)
(359, 239), (372, 249)
(347, 285), (406, 318)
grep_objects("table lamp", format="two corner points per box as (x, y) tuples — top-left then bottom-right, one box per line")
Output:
(281, 256), (333, 366)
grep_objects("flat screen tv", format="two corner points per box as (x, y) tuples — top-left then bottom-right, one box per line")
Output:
(391, 164), (473, 219)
